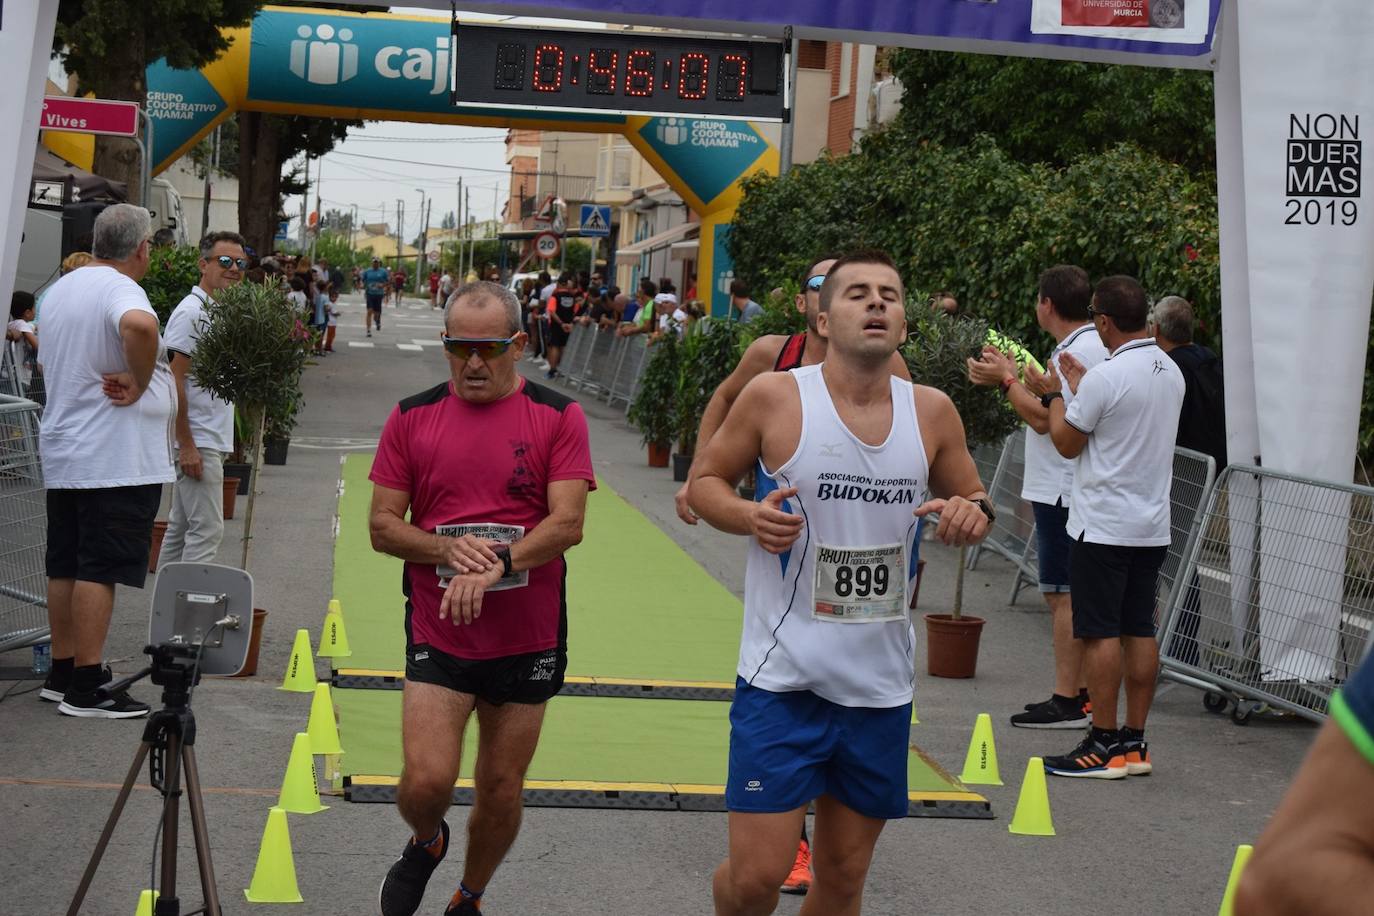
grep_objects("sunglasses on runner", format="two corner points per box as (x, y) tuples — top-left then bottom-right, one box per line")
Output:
(442, 336), (518, 360)
(805, 274), (826, 291)
(212, 255), (250, 270)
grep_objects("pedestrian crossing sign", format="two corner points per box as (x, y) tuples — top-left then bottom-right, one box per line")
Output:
(580, 204), (611, 237)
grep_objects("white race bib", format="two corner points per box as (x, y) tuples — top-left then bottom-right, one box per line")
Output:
(435, 523), (527, 591)
(812, 542), (907, 623)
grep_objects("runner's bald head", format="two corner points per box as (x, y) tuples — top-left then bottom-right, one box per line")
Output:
(445, 281), (522, 337)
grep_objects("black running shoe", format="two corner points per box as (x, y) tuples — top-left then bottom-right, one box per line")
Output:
(379, 820), (449, 916)
(1043, 733), (1126, 779)
(57, 680), (150, 719)
(39, 668), (71, 702)
(444, 898), (482, 915)
(1011, 696), (1088, 730)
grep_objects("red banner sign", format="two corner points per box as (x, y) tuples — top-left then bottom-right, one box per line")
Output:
(40, 96), (140, 137)
(1061, 0), (1185, 28)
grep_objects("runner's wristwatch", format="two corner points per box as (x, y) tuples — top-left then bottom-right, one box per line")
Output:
(974, 497), (996, 523)
(492, 545), (513, 577)
(1040, 391), (1063, 409)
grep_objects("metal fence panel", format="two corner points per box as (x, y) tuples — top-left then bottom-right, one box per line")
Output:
(1159, 464), (1373, 723)
(558, 324), (595, 388)
(0, 396), (47, 652)
(966, 430), (1038, 598)
(607, 336), (649, 409)
(581, 328), (619, 396)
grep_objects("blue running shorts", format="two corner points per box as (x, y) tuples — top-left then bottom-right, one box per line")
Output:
(725, 677), (910, 820)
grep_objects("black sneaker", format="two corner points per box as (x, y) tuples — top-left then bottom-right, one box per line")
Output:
(39, 668), (71, 702)
(379, 820), (449, 916)
(445, 898), (481, 915)
(1043, 733), (1127, 780)
(1011, 696), (1088, 730)
(57, 681), (150, 719)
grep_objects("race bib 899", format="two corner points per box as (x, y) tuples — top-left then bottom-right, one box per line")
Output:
(813, 542), (907, 623)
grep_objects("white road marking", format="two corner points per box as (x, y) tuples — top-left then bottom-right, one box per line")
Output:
(348, 341), (375, 348)
(396, 343), (423, 352)
(412, 339), (442, 346)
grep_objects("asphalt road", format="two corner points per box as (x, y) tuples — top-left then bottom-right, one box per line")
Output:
(0, 292), (1317, 915)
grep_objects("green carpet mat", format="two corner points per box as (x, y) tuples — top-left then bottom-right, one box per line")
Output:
(332, 454), (740, 683)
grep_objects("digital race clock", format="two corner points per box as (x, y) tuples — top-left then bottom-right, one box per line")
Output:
(451, 22), (788, 122)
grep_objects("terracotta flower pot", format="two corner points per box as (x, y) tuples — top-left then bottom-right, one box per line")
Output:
(647, 442), (670, 467)
(924, 613), (986, 679)
(230, 608), (269, 678)
(148, 520), (169, 574)
(223, 477), (240, 520)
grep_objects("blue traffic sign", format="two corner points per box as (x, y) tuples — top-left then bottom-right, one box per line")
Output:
(579, 204), (611, 237)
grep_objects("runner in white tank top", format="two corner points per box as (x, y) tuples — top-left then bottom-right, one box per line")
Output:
(741, 363), (927, 707)
(690, 252), (993, 916)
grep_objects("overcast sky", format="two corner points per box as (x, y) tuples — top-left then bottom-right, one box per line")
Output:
(284, 7), (607, 243)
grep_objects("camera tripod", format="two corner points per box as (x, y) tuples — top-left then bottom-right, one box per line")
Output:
(67, 644), (222, 916)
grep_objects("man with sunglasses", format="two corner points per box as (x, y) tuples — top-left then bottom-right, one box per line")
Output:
(159, 232), (246, 569)
(1036, 276), (1184, 780)
(673, 254), (909, 896)
(370, 281), (593, 916)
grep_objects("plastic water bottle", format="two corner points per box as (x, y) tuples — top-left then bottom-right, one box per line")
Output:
(31, 643), (50, 675)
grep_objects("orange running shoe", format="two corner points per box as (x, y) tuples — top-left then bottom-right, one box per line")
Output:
(780, 839), (812, 895)
(1121, 738), (1152, 776)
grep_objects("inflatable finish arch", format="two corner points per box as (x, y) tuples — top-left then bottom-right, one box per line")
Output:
(44, 6), (780, 315)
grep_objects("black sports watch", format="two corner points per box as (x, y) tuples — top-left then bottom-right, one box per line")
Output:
(974, 496), (996, 523)
(492, 545), (513, 577)
(1040, 391), (1064, 409)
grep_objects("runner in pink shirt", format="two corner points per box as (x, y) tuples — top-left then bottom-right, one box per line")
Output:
(370, 280), (594, 916)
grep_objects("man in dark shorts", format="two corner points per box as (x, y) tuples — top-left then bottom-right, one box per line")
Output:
(1041, 276), (1184, 779)
(543, 271), (578, 379)
(369, 280), (594, 916)
(362, 257), (390, 336)
(38, 203), (176, 719)
(393, 266), (408, 304)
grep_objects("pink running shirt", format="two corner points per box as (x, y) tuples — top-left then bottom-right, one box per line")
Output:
(370, 378), (595, 660)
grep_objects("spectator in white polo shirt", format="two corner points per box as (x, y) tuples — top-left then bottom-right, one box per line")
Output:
(1038, 275), (1184, 780)
(160, 231), (245, 566)
(969, 265), (1109, 729)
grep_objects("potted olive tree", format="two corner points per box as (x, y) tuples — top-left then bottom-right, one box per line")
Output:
(628, 327), (682, 467)
(673, 318), (742, 482)
(903, 306), (1021, 678)
(189, 279), (310, 569)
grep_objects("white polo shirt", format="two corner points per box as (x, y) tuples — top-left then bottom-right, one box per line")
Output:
(164, 287), (235, 453)
(1021, 323), (1109, 505)
(1064, 337), (1185, 546)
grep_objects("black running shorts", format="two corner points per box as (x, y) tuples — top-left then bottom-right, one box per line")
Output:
(1069, 538), (1167, 639)
(45, 485), (162, 588)
(405, 642), (565, 705)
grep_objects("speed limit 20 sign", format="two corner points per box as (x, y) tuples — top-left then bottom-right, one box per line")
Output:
(533, 231), (561, 261)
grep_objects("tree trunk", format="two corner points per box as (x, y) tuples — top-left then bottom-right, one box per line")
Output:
(237, 111), (282, 255)
(87, 27), (148, 203)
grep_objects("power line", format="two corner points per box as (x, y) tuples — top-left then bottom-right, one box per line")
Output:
(331, 150), (553, 176)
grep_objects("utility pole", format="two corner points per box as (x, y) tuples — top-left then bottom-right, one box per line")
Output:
(414, 188), (427, 293)
(456, 177), (463, 280)
(200, 124), (219, 240)
(349, 203), (358, 259)
(309, 156), (323, 264)
(395, 198), (405, 276)
(299, 153), (310, 250)
(466, 187), (474, 280)
(779, 27), (797, 176)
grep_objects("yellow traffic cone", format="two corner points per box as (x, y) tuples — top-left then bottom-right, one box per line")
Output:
(1217, 844), (1253, 915)
(317, 601), (351, 658)
(278, 628), (318, 693)
(327, 598), (342, 616)
(278, 732), (328, 814)
(1008, 757), (1056, 836)
(134, 889), (158, 916)
(243, 806), (305, 904)
(959, 713), (1003, 785)
(307, 682), (343, 756)
(909, 699), (919, 725)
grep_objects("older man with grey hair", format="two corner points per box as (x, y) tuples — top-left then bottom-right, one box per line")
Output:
(38, 203), (175, 719)
(368, 280), (594, 916)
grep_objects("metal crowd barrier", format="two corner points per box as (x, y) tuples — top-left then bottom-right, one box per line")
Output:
(1158, 464), (1374, 724)
(552, 325), (652, 412)
(0, 395), (48, 652)
(965, 429), (1039, 603)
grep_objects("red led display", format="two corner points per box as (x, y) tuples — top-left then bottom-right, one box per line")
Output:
(677, 52), (709, 100)
(586, 48), (617, 96)
(626, 49), (655, 97)
(718, 53), (748, 101)
(532, 43), (564, 92)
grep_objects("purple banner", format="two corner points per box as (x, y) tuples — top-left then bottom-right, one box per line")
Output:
(460, 0), (1220, 62)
